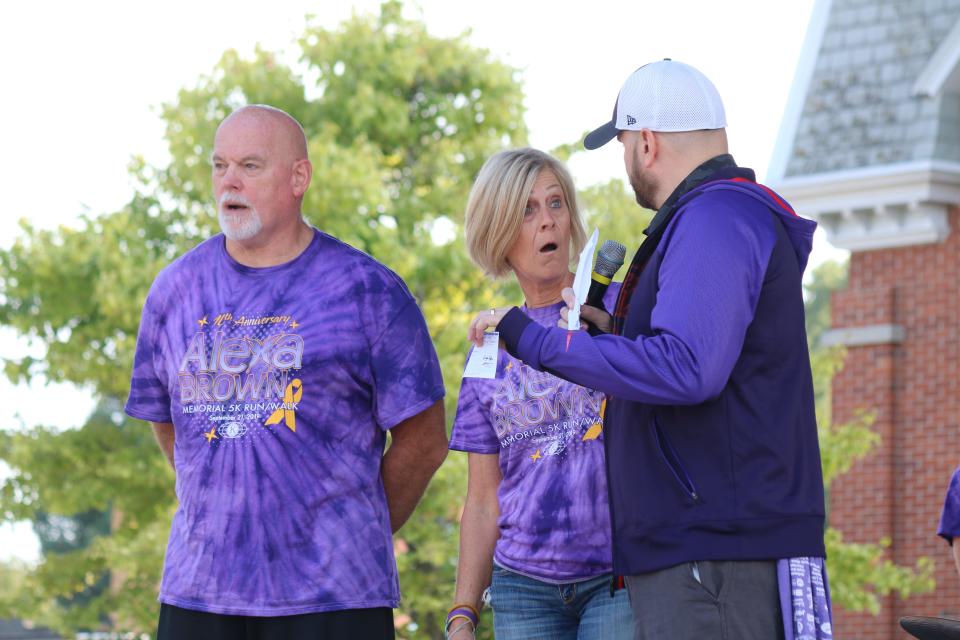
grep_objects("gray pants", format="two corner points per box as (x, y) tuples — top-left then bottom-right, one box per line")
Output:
(625, 560), (784, 640)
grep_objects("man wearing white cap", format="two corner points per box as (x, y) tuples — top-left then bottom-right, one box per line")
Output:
(479, 60), (833, 638)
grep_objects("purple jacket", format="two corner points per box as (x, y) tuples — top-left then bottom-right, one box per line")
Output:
(499, 159), (827, 574)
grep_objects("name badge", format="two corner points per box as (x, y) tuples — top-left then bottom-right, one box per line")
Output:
(463, 332), (499, 379)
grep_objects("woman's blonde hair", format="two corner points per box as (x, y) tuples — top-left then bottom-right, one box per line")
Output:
(464, 148), (586, 278)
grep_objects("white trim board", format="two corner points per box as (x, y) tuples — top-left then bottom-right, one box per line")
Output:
(914, 16), (960, 98)
(774, 161), (960, 251)
(821, 324), (905, 348)
(774, 160), (960, 210)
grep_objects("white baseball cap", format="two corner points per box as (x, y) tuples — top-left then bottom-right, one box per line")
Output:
(584, 59), (727, 150)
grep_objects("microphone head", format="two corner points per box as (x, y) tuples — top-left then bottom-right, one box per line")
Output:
(594, 240), (627, 278)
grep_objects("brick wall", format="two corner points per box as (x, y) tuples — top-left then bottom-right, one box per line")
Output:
(830, 207), (960, 638)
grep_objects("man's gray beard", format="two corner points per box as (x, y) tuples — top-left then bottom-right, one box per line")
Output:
(219, 207), (263, 241)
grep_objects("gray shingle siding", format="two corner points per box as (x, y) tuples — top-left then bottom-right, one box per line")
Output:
(785, 0), (960, 177)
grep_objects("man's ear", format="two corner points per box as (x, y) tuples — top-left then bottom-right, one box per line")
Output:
(291, 159), (313, 197)
(639, 129), (658, 169)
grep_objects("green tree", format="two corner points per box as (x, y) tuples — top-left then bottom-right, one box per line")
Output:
(0, 400), (172, 632)
(0, 561), (29, 617)
(804, 259), (848, 349)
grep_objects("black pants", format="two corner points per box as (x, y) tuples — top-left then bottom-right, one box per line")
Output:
(157, 603), (395, 640)
(625, 560), (784, 640)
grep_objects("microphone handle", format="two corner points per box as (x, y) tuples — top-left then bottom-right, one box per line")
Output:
(583, 275), (610, 336)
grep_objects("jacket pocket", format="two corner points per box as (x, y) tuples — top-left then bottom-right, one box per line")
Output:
(653, 418), (700, 502)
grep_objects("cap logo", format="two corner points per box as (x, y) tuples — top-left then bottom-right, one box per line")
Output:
(626, 115), (637, 125)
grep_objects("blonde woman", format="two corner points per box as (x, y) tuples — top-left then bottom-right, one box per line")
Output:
(444, 148), (631, 640)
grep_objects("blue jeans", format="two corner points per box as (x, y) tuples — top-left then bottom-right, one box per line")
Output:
(489, 565), (633, 640)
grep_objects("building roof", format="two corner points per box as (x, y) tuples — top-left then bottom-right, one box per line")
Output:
(781, 0), (960, 179)
(770, 0), (960, 252)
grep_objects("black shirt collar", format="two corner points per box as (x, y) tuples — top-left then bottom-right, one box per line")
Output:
(644, 154), (754, 236)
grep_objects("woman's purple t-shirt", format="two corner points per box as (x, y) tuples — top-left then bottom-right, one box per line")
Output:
(125, 229), (445, 615)
(450, 285), (620, 583)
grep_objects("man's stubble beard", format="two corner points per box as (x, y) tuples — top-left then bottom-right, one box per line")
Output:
(628, 148), (659, 212)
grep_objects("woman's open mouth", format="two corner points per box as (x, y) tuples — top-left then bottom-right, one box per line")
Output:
(539, 242), (558, 254)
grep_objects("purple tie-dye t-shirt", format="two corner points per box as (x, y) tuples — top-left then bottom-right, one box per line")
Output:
(125, 229), (445, 616)
(450, 286), (620, 583)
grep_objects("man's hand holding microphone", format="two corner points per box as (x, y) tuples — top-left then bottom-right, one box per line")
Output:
(559, 239), (625, 334)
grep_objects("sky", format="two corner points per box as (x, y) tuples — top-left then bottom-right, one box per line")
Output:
(0, 0), (838, 562)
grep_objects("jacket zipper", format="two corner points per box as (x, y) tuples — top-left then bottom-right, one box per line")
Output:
(653, 418), (700, 502)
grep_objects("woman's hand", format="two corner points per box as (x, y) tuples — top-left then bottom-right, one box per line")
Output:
(468, 307), (511, 347)
(558, 287), (613, 333)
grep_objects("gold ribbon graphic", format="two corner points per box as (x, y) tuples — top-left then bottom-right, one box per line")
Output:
(265, 378), (303, 433)
(582, 397), (606, 441)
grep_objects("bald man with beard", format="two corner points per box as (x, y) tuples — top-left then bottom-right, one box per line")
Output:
(125, 105), (448, 640)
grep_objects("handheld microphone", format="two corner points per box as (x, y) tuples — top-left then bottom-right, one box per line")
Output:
(584, 240), (626, 336)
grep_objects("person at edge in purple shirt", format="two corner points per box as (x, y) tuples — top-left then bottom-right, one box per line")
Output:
(444, 149), (632, 640)
(469, 60), (833, 639)
(938, 466), (960, 582)
(124, 105), (448, 640)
